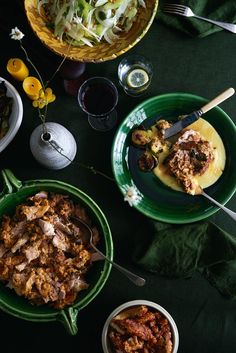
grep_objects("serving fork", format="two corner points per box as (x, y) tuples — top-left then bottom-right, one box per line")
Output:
(163, 4), (236, 33)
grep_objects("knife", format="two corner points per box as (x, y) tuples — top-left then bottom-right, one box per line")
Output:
(164, 87), (235, 139)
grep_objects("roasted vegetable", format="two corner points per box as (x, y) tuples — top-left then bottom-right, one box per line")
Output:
(155, 119), (172, 131)
(138, 150), (158, 172)
(131, 127), (153, 148)
(0, 81), (12, 139)
(149, 136), (163, 155)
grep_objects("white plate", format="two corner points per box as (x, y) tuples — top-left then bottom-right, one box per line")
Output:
(0, 77), (23, 152)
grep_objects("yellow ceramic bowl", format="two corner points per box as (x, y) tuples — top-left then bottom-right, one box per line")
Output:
(24, 0), (158, 63)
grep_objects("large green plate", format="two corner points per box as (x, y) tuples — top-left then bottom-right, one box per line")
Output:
(112, 93), (236, 223)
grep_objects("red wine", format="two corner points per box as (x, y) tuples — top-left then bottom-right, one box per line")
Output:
(63, 74), (88, 96)
(81, 81), (117, 115)
(60, 60), (86, 80)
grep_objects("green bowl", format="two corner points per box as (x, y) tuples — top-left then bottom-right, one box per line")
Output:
(112, 92), (236, 223)
(0, 169), (113, 334)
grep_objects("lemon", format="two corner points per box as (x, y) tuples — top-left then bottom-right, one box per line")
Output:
(127, 68), (149, 88)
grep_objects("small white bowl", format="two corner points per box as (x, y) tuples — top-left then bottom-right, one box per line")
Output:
(0, 78), (23, 153)
(102, 300), (179, 353)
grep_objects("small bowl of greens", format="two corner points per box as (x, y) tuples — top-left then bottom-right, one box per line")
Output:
(0, 78), (23, 153)
(24, 0), (159, 62)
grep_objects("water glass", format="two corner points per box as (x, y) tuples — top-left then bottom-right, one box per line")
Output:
(118, 55), (153, 96)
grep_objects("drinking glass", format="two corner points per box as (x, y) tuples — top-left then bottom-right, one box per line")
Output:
(60, 60), (87, 97)
(78, 77), (118, 131)
(118, 55), (153, 96)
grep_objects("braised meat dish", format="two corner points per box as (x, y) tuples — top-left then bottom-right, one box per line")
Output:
(108, 305), (173, 353)
(0, 191), (100, 309)
(164, 129), (214, 194)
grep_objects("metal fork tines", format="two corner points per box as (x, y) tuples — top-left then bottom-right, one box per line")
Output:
(163, 3), (191, 16)
(162, 3), (236, 33)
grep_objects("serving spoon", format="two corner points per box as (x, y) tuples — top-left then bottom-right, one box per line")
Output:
(70, 216), (146, 287)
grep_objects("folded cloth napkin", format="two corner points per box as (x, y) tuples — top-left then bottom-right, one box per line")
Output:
(157, 0), (236, 37)
(133, 221), (236, 298)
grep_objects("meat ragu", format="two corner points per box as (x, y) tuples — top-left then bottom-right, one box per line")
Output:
(164, 129), (214, 194)
(108, 305), (173, 353)
(0, 191), (100, 309)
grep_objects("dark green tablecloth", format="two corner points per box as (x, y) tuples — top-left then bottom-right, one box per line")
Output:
(0, 1), (236, 353)
(133, 221), (236, 299)
(158, 0), (236, 37)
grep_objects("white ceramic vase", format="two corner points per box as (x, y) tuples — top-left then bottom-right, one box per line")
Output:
(30, 122), (77, 170)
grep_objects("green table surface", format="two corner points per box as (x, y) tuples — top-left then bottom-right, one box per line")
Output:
(0, 1), (236, 353)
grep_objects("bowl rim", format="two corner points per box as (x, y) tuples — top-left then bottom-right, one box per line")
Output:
(0, 77), (23, 153)
(101, 299), (179, 353)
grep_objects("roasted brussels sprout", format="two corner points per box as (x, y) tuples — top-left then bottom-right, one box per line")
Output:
(149, 136), (163, 155)
(131, 127), (153, 148)
(138, 150), (158, 172)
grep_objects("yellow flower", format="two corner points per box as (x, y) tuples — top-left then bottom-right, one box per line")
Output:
(32, 87), (56, 109)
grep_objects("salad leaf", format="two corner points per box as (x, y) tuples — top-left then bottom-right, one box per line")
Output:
(38, 0), (146, 46)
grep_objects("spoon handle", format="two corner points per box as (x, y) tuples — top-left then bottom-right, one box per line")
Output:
(202, 191), (236, 221)
(90, 243), (146, 287)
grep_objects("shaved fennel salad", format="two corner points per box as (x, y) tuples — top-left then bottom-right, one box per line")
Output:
(38, 0), (146, 46)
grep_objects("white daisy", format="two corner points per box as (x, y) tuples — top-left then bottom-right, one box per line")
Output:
(10, 27), (25, 41)
(124, 186), (140, 207)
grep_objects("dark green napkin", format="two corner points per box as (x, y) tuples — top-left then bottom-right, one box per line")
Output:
(133, 221), (236, 298)
(157, 0), (236, 37)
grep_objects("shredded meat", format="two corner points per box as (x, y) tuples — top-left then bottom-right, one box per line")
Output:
(108, 305), (173, 353)
(0, 191), (100, 309)
(164, 129), (214, 194)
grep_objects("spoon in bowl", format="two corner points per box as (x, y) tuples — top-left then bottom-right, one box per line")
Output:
(70, 216), (146, 287)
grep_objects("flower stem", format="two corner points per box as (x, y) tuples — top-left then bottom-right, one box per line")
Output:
(78, 163), (115, 182)
(20, 41), (45, 90)
(45, 55), (67, 87)
(47, 139), (114, 182)
(45, 42), (72, 86)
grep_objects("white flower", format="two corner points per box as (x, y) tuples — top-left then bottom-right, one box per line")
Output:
(10, 27), (24, 40)
(124, 186), (140, 207)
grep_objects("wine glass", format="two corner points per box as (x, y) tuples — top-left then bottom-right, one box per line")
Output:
(78, 77), (118, 132)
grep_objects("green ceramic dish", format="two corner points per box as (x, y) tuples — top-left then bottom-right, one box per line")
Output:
(0, 169), (113, 335)
(112, 93), (236, 223)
